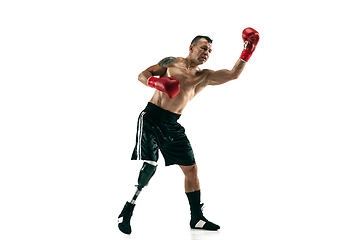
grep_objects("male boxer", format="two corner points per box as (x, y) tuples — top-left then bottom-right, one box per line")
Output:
(118, 28), (260, 234)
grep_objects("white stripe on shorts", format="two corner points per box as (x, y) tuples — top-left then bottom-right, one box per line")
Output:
(136, 112), (146, 160)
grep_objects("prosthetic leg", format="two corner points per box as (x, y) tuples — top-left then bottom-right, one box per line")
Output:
(118, 161), (157, 234)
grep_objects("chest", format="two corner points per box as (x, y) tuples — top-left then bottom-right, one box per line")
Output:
(166, 66), (204, 88)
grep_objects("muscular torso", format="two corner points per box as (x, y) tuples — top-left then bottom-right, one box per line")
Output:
(150, 57), (209, 114)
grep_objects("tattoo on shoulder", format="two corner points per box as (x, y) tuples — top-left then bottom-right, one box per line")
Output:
(158, 57), (176, 67)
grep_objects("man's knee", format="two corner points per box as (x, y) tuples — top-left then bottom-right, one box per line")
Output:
(189, 165), (198, 177)
(181, 164), (198, 179)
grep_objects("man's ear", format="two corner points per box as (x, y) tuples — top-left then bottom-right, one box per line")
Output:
(189, 44), (194, 53)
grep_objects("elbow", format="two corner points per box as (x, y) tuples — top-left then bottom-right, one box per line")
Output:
(138, 71), (151, 86)
(230, 68), (244, 80)
(229, 72), (240, 81)
(233, 74), (241, 80)
(138, 73), (143, 82)
(138, 70), (147, 81)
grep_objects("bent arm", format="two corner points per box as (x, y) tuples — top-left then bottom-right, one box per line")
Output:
(138, 57), (176, 86)
(205, 59), (246, 86)
(138, 64), (167, 86)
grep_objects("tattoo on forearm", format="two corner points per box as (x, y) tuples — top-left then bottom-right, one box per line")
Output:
(158, 57), (176, 67)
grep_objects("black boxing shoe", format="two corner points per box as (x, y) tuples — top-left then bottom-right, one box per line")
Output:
(118, 202), (135, 234)
(190, 204), (220, 231)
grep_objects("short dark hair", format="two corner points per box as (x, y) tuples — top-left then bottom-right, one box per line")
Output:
(191, 35), (213, 45)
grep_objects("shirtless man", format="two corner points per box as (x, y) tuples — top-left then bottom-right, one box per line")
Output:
(118, 28), (260, 234)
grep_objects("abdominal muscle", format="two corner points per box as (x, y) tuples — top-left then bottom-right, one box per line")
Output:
(149, 87), (195, 114)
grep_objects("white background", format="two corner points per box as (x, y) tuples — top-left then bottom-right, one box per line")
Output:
(1, 0), (359, 239)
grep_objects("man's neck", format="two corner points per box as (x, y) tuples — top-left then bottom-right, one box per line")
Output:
(185, 56), (199, 69)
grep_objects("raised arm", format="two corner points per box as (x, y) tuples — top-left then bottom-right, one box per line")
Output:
(204, 28), (260, 86)
(205, 59), (246, 86)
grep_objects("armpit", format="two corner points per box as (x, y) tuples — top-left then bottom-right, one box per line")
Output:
(158, 57), (176, 67)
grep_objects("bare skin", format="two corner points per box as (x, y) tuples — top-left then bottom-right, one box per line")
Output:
(138, 38), (247, 192)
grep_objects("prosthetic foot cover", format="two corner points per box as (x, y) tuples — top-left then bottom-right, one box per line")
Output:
(118, 202), (135, 234)
(186, 190), (220, 231)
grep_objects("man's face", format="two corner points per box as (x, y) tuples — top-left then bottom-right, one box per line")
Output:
(190, 38), (212, 65)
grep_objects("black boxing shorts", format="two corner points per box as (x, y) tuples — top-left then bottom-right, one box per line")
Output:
(131, 102), (196, 166)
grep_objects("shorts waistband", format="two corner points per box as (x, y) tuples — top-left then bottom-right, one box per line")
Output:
(144, 102), (181, 123)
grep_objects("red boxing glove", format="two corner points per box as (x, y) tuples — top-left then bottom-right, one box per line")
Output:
(148, 76), (180, 98)
(240, 27), (260, 62)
